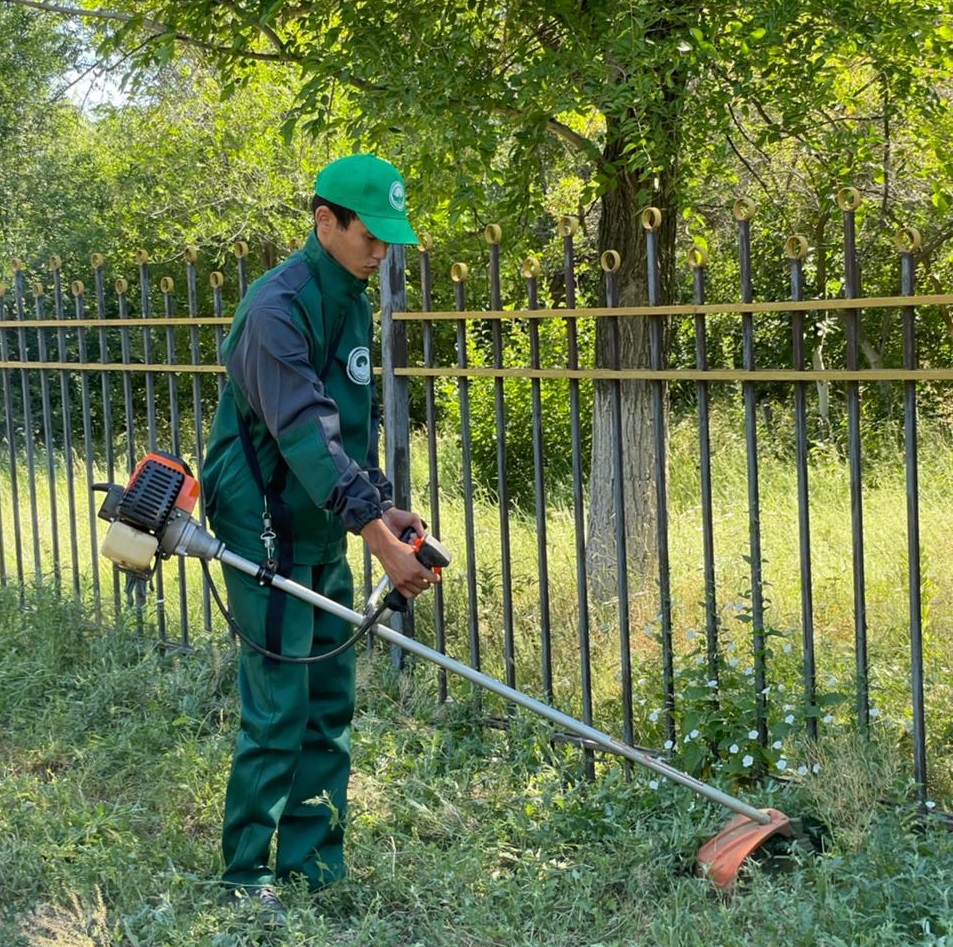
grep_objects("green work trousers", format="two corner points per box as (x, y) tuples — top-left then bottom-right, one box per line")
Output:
(220, 557), (356, 892)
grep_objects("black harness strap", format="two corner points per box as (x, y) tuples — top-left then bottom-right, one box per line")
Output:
(236, 403), (294, 667)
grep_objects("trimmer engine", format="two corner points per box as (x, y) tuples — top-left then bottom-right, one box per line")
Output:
(94, 452), (223, 578)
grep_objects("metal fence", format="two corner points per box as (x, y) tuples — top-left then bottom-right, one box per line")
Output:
(2, 197), (953, 801)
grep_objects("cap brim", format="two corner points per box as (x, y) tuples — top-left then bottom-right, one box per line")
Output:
(358, 213), (419, 246)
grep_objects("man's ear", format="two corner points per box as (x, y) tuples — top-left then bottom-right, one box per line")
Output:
(314, 205), (330, 233)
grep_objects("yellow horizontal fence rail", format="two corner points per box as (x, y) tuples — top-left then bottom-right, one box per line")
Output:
(393, 293), (953, 321)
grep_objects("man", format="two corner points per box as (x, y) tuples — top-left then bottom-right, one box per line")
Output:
(202, 153), (438, 919)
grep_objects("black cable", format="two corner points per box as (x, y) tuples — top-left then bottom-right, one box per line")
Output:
(200, 558), (386, 664)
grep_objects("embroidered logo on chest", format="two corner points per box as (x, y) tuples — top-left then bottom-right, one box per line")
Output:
(346, 346), (372, 385)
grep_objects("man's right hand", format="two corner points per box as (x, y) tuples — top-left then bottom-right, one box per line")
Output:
(360, 517), (440, 600)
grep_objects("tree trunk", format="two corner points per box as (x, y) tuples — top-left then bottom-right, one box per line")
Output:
(586, 155), (677, 598)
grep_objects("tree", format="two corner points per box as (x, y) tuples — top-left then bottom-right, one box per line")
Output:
(4, 0), (952, 591)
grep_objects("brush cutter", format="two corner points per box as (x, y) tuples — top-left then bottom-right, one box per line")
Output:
(93, 451), (797, 888)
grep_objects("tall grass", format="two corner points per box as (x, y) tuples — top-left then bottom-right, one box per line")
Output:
(4, 409), (953, 798)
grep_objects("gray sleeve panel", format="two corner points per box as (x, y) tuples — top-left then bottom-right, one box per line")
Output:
(227, 304), (385, 533)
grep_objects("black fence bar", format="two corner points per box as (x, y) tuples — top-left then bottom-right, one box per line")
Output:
(160, 276), (190, 647)
(452, 263), (481, 671)
(186, 249), (213, 636)
(644, 209), (676, 748)
(0, 283), (19, 592)
(560, 216), (595, 778)
(735, 200), (768, 749)
(486, 226), (516, 690)
(33, 281), (61, 591)
(523, 256), (553, 702)
(418, 241), (448, 701)
(899, 228), (927, 799)
(72, 279), (102, 617)
(211, 271), (226, 397)
(12, 264), (42, 584)
(92, 255), (121, 613)
(839, 188), (870, 729)
(116, 278), (136, 474)
(689, 247), (719, 689)
(786, 235), (818, 742)
(603, 250), (635, 757)
(52, 258), (81, 596)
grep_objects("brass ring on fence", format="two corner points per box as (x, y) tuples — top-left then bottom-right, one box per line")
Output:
(11, 257), (23, 271)
(32, 281), (44, 297)
(557, 216), (578, 237)
(417, 232), (433, 252)
(115, 277), (129, 295)
(784, 235), (810, 261)
(600, 250), (621, 273)
(135, 249), (149, 265)
(209, 271), (224, 289)
(522, 256), (541, 279)
(49, 255), (62, 272)
(687, 245), (709, 269)
(160, 276), (174, 294)
(70, 280), (85, 297)
(894, 227), (922, 253)
(234, 240), (249, 259)
(91, 253), (104, 269)
(732, 198), (757, 221)
(641, 207), (662, 231)
(837, 187), (861, 211)
(450, 262), (469, 283)
(485, 223), (503, 245)
(184, 246), (198, 264)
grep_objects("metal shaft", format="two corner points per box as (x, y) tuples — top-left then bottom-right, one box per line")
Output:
(218, 547), (772, 825)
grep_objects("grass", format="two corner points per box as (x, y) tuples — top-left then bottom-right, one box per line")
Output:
(5, 411), (953, 942)
(3, 583), (953, 945)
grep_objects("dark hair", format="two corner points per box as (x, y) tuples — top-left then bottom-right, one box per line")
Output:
(311, 194), (358, 228)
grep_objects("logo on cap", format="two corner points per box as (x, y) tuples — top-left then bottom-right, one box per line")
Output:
(389, 181), (405, 212)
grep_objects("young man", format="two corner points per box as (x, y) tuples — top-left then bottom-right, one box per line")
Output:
(202, 153), (438, 918)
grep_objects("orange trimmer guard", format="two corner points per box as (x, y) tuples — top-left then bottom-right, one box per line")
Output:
(696, 808), (796, 889)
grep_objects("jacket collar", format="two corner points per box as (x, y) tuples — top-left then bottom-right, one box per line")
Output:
(302, 229), (368, 300)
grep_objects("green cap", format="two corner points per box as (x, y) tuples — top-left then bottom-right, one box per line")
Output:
(314, 154), (418, 245)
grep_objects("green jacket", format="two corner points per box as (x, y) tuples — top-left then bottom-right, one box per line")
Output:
(202, 230), (393, 564)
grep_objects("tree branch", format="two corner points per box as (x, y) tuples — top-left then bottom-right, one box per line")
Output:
(0, 0), (291, 62)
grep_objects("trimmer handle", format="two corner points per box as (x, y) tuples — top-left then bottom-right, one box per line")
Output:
(383, 529), (451, 612)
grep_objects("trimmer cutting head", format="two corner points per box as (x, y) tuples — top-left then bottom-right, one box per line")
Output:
(696, 808), (797, 889)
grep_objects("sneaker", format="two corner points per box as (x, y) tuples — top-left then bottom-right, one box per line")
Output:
(232, 885), (288, 927)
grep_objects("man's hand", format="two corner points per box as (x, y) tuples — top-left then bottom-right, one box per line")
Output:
(360, 513), (440, 600)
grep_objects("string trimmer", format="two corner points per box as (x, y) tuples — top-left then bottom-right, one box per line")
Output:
(93, 450), (797, 888)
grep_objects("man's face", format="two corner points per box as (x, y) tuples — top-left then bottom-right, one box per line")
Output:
(315, 206), (389, 279)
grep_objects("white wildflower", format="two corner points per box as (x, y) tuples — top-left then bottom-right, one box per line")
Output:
(776, 758), (788, 771)
(785, 714), (795, 725)
(797, 765), (808, 776)
(742, 754), (754, 768)
(729, 744), (739, 754)
(772, 740), (782, 750)
(649, 780), (659, 790)
(649, 711), (659, 723)
(664, 740), (674, 750)
(748, 730), (758, 740)
(823, 714), (833, 724)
